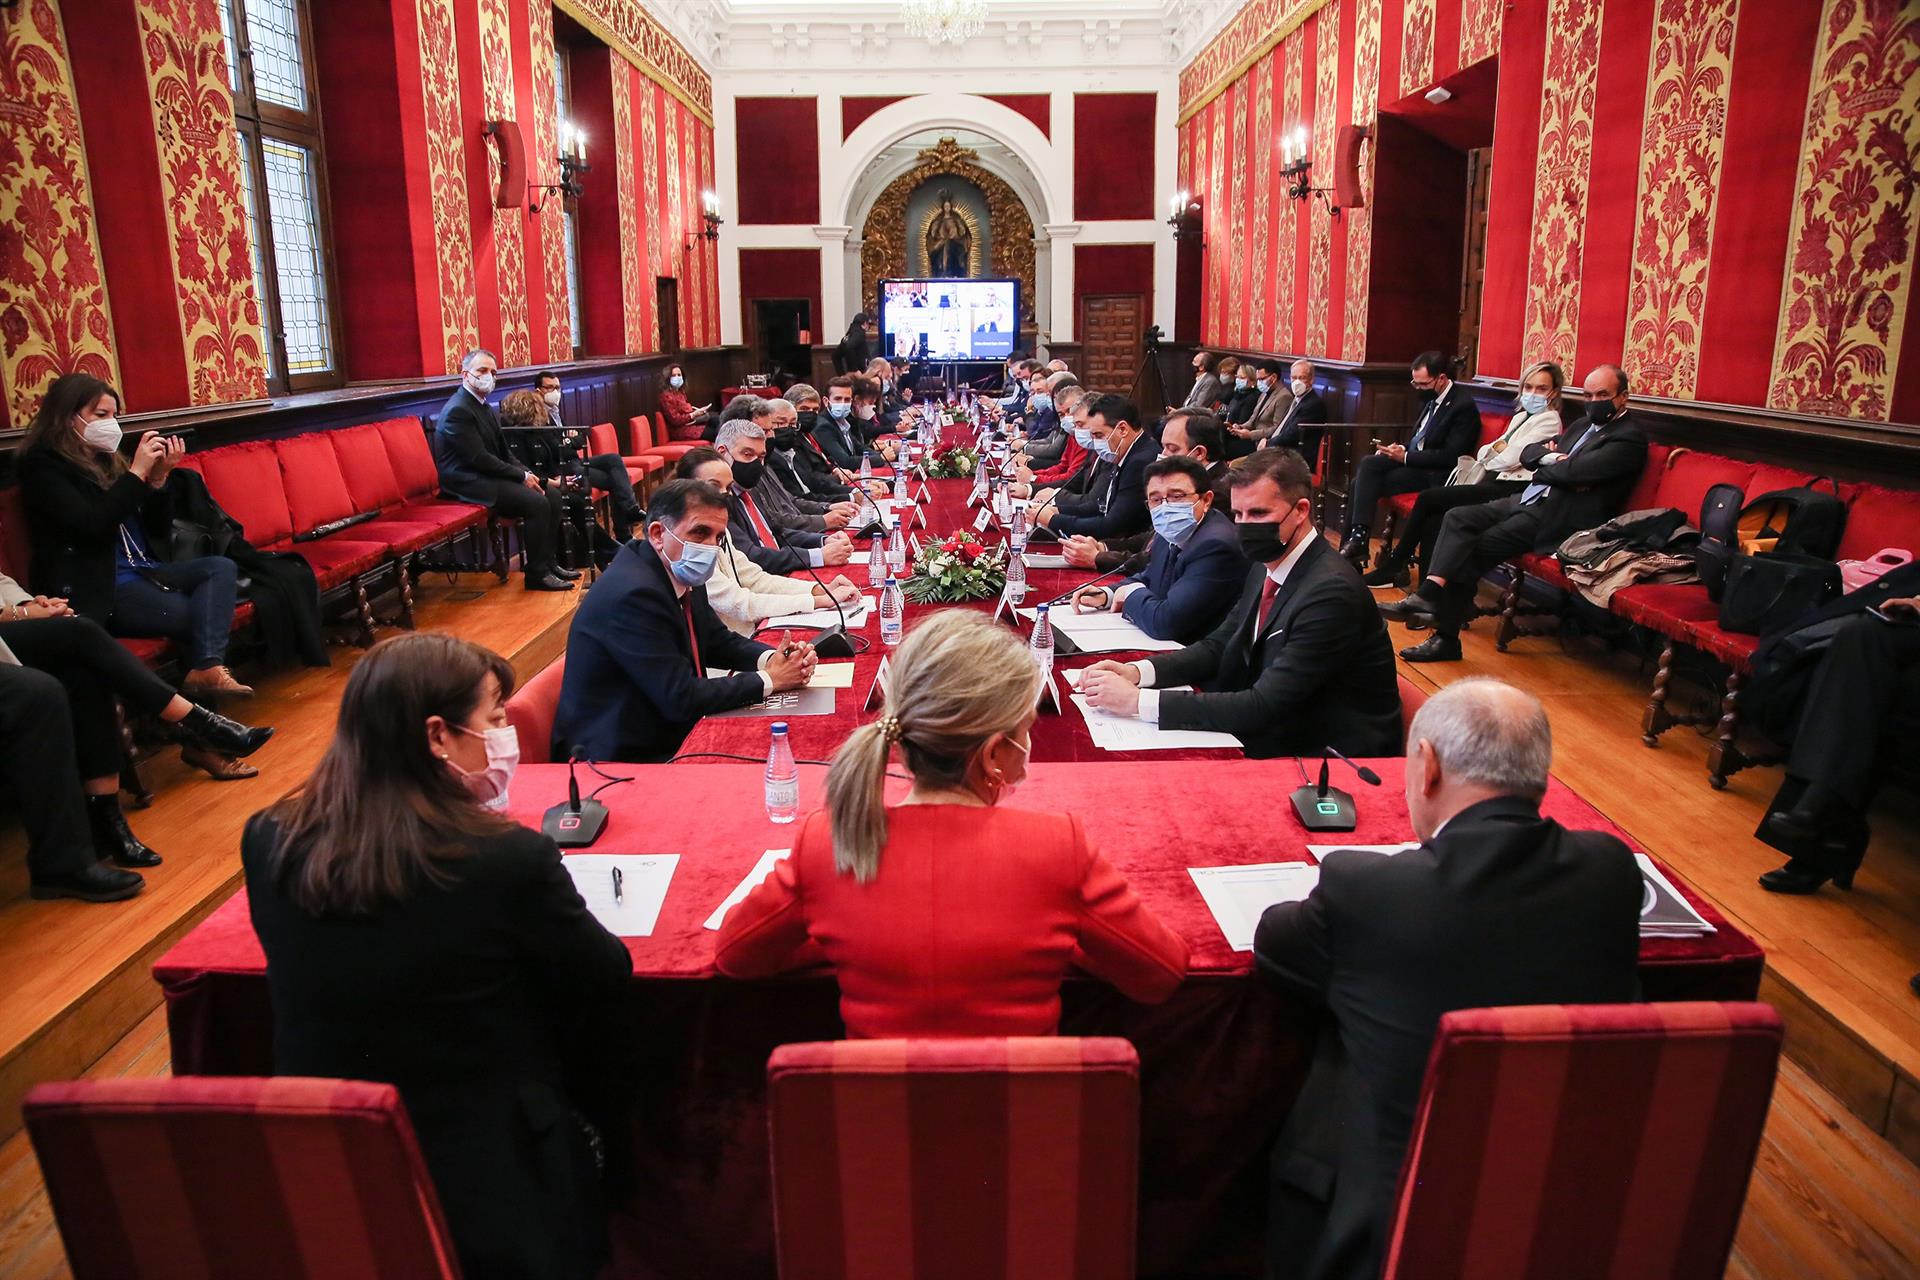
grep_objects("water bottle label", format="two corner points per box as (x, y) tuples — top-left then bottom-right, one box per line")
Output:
(765, 779), (798, 809)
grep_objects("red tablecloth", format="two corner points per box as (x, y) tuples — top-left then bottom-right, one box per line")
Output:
(155, 762), (1761, 1278)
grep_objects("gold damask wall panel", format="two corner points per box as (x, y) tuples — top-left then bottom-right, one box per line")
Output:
(553, 0), (710, 123)
(1179, 0), (1337, 124)
(637, 74), (660, 352)
(1344, 0), (1382, 362)
(611, 61), (643, 352)
(1521, 0), (1602, 368)
(859, 138), (1036, 333)
(1303, 8), (1338, 358)
(414, 0), (477, 374)
(1767, 0), (1919, 421)
(478, 0), (530, 367)
(1624, 0), (1738, 401)
(1460, 0), (1502, 65)
(1277, 30), (1303, 352)
(1227, 77), (1248, 349)
(0, 0), (118, 426)
(1402, 0), (1437, 97)
(136, 0), (265, 405)
(528, 0), (572, 363)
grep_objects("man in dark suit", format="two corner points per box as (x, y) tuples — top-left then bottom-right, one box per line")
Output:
(1067, 408), (1232, 576)
(1385, 364), (1649, 662)
(1079, 448), (1402, 758)
(553, 480), (816, 763)
(713, 422), (855, 577)
(810, 376), (888, 472)
(1071, 455), (1246, 643)
(1265, 358), (1330, 452)
(1037, 393), (1153, 542)
(1342, 351), (1481, 571)
(1254, 678), (1642, 1280)
(432, 349), (575, 591)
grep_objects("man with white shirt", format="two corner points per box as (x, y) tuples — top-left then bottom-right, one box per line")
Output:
(1079, 448), (1402, 758)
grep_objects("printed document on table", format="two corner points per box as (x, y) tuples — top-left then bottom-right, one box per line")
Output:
(705, 664), (856, 690)
(1015, 607), (1184, 653)
(764, 597), (875, 630)
(1307, 844), (1419, 860)
(1070, 693), (1243, 751)
(1188, 863), (1321, 951)
(704, 849), (793, 930)
(1021, 552), (1071, 569)
(563, 853), (678, 937)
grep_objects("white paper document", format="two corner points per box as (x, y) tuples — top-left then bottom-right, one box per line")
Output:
(1070, 693), (1243, 752)
(807, 663), (857, 688)
(1188, 863), (1321, 951)
(1018, 607), (1184, 653)
(563, 853), (679, 937)
(704, 848), (793, 930)
(1306, 843), (1419, 860)
(764, 597), (875, 630)
(1022, 552), (1071, 569)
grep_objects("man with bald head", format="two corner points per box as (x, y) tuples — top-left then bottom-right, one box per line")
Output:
(1384, 363), (1647, 662)
(1255, 678), (1642, 1280)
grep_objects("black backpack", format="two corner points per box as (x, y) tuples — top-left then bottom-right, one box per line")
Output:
(1716, 478), (1850, 635)
(1694, 482), (1745, 600)
(1734, 479), (1846, 559)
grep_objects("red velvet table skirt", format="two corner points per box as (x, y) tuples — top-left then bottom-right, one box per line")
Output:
(155, 762), (1762, 1279)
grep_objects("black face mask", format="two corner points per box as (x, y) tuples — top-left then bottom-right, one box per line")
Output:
(1414, 385), (1438, 401)
(770, 428), (799, 450)
(1586, 399), (1618, 427)
(1235, 513), (1298, 564)
(731, 458), (765, 488)
(796, 410), (819, 431)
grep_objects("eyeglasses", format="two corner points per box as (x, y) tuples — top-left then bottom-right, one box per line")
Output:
(1146, 491), (1200, 507)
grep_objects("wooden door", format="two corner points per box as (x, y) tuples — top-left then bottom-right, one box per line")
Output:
(1457, 147), (1491, 379)
(1079, 294), (1145, 394)
(656, 277), (680, 353)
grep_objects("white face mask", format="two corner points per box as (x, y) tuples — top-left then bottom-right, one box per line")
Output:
(1290, 378), (1309, 397)
(669, 375), (685, 389)
(450, 724), (519, 810)
(464, 371), (496, 398)
(542, 389), (562, 407)
(80, 416), (123, 453)
(991, 733), (1032, 803)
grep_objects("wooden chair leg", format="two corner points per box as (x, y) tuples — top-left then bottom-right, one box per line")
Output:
(1706, 670), (1746, 790)
(1641, 641), (1678, 746)
(395, 557), (417, 629)
(1494, 571), (1523, 652)
(352, 576), (378, 647)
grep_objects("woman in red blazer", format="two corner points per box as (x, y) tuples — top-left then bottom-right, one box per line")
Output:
(716, 612), (1189, 1037)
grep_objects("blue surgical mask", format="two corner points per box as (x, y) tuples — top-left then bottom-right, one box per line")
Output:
(1072, 426), (1093, 447)
(1091, 434), (1115, 460)
(669, 375), (685, 389)
(1030, 394), (1050, 411)
(827, 401), (852, 420)
(1519, 392), (1548, 415)
(1235, 376), (1249, 390)
(662, 528), (720, 587)
(1150, 500), (1199, 544)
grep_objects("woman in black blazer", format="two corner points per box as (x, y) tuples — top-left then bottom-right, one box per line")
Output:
(18, 375), (254, 712)
(243, 633), (632, 1280)
(1220, 357), (1259, 426)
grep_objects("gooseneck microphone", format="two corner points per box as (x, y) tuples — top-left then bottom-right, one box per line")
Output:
(1289, 745), (1380, 833)
(749, 514), (862, 658)
(545, 749), (610, 847)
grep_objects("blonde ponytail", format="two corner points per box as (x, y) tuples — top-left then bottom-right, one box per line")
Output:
(826, 612), (1039, 883)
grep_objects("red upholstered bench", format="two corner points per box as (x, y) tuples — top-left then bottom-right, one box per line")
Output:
(373, 416), (506, 580)
(1377, 407), (1511, 551)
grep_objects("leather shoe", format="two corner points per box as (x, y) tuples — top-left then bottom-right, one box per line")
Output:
(526, 573), (578, 592)
(87, 795), (161, 867)
(1758, 857), (1857, 894)
(1761, 808), (1823, 848)
(1339, 533), (1370, 570)
(1378, 594), (1435, 623)
(551, 565), (583, 581)
(1399, 634), (1462, 663)
(31, 864), (143, 903)
(1362, 562), (1409, 588)
(175, 705), (274, 758)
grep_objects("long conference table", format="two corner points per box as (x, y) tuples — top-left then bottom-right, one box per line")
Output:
(155, 460), (1764, 1278)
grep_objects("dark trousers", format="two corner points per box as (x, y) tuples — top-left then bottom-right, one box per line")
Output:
(1426, 495), (1545, 638)
(583, 454), (642, 528)
(477, 478), (564, 578)
(111, 556), (239, 669)
(0, 664), (94, 878)
(1349, 455), (1441, 534)
(1764, 617), (1920, 841)
(1382, 480), (1524, 575)
(3, 616), (177, 778)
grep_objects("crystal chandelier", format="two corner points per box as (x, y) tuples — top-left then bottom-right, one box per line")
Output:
(903, 0), (987, 43)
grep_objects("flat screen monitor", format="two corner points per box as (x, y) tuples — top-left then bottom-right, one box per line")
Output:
(878, 278), (1018, 362)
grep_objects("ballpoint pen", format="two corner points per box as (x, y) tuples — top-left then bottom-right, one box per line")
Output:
(611, 866), (623, 906)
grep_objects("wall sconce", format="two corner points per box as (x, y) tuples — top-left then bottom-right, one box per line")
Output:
(1280, 124), (1371, 218)
(686, 190), (724, 250)
(1166, 190), (1202, 243)
(530, 119), (590, 214)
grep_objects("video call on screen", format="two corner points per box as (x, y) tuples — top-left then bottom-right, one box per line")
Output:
(880, 279), (1018, 362)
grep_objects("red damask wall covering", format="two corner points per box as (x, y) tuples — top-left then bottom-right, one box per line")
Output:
(1179, 0), (1920, 426)
(0, 0), (718, 427)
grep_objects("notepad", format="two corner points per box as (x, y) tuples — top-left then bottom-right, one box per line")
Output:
(563, 853), (678, 937)
(704, 849), (792, 930)
(1188, 863), (1321, 951)
(1018, 607), (1184, 653)
(708, 685), (837, 719)
(1021, 552), (1071, 569)
(1069, 693), (1243, 751)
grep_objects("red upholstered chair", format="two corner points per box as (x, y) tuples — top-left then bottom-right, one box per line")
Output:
(1377, 408), (1512, 550)
(1381, 1002), (1781, 1280)
(505, 656), (565, 764)
(375, 416), (508, 581)
(628, 413), (697, 466)
(1396, 674), (1428, 745)
(24, 1076), (461, 1280)
(590, 421), (660, 493)
(767, 1038), (1141, 1280)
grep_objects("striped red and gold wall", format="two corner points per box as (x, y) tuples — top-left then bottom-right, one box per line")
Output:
(0, 0), (718, 428)
(1180, 0), (1920, 426)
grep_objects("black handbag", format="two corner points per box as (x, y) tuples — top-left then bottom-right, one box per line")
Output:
(1718, 550), (1841, 636)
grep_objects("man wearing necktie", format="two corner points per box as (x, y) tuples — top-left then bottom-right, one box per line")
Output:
(1383, 365), (1649, 663)
(1078, 449), (1403, 759)
(1342, 352), (1483, 571)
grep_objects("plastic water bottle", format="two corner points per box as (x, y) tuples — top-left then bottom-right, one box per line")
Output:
(888, 524), (906, 574)
(868, 533), (887, 587)
(1009, 500), (1029, 555)
(880, 577), (904, 647)
(1006, 542), (1027, 605)
(764, 722), (798, 824)
(1029, 603), (1054, 683)
(860, 454), (872, 480)
(894, 468), (909, 505)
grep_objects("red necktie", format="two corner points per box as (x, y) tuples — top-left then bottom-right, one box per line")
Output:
(740, 491), (779, 547)
(681, 594), (703, 675)
(1255, 575), (1281, 635)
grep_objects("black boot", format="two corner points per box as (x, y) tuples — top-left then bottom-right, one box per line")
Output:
(86, 794), (162, 867)
(31, 863), (143, 903)
(174, 705), (274, 758)
(1362, 558), (1409, 588)
(1340, 528), (1370, 569)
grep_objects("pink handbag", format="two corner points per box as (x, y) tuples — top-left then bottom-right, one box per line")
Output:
(1838, 547), (1913, 593)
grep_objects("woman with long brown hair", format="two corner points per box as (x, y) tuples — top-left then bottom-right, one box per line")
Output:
(243, 633), (631, 1279)
(717, 611), (1188, 1036)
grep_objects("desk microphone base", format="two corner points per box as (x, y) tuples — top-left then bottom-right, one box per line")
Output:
(1290, 785), (1357, 832)
(544, 799), (608, 847)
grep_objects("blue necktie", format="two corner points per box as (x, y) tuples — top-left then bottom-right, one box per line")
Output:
(1409, 396), (1439, 450)
(1520, 424), (1601, 505)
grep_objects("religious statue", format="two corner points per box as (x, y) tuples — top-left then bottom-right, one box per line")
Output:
(925, 191), (972, 277)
